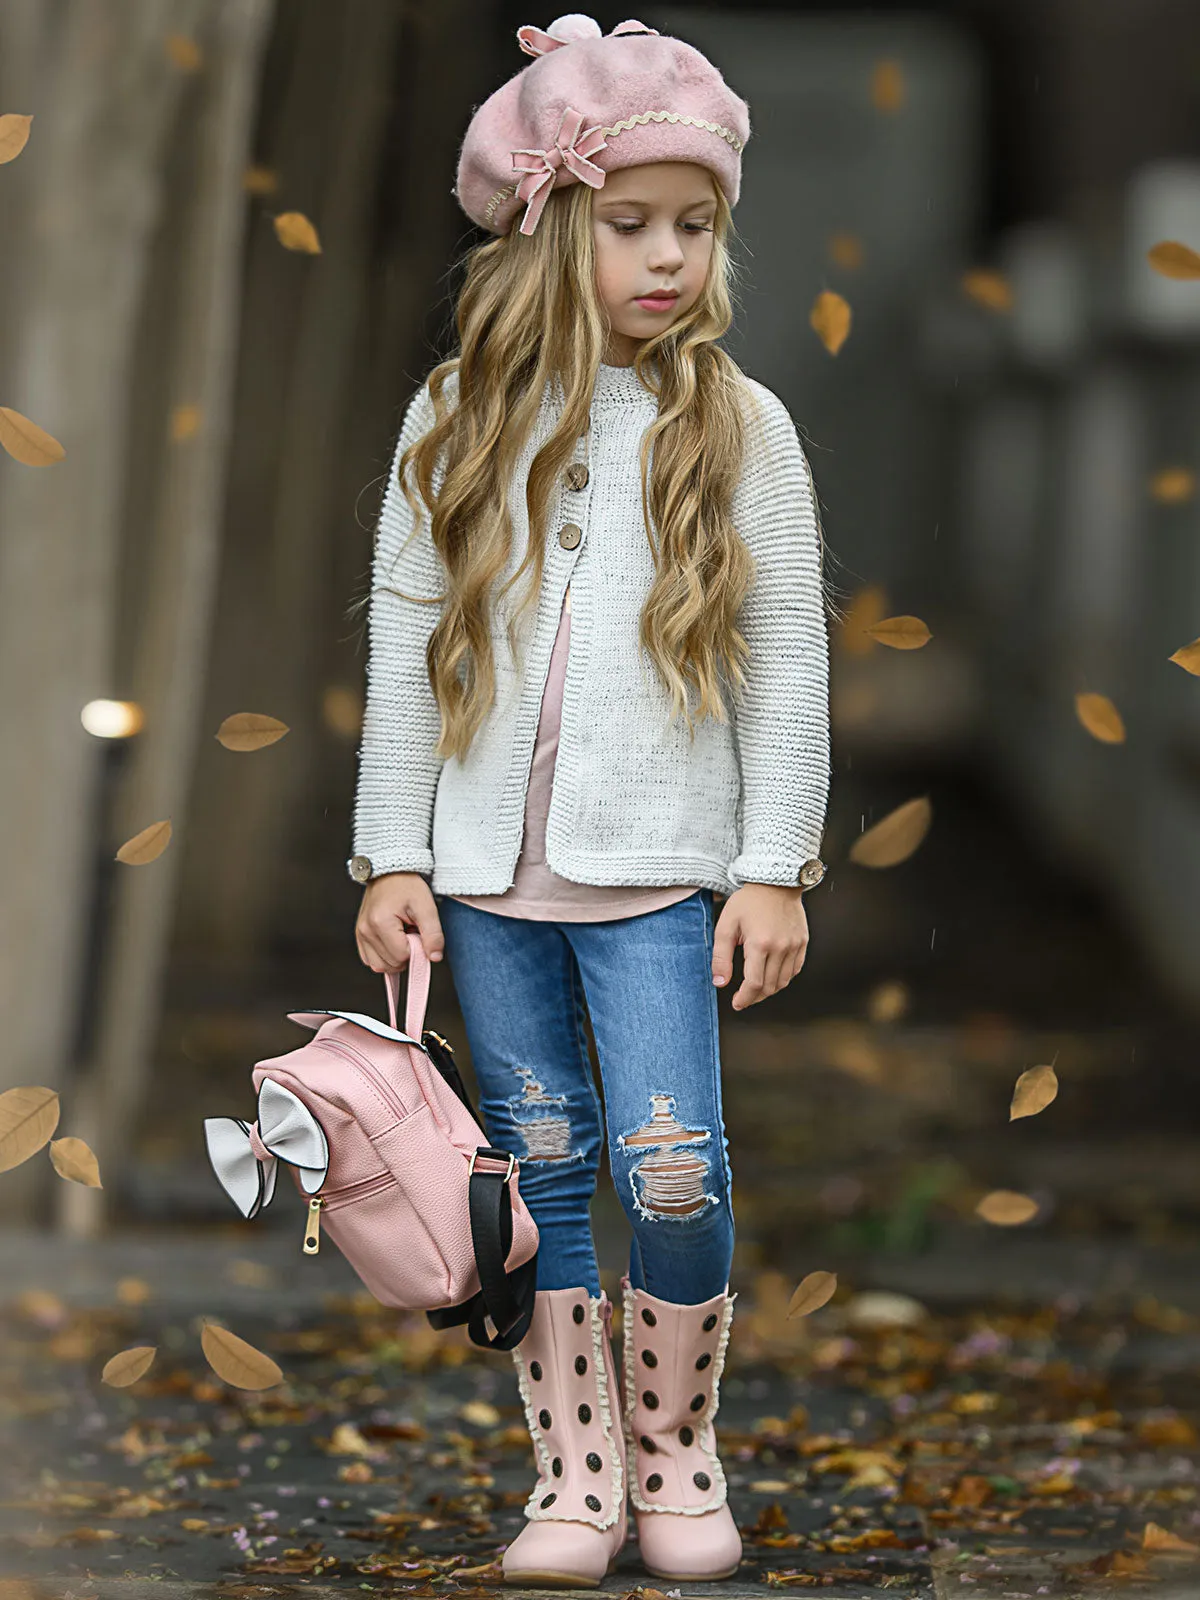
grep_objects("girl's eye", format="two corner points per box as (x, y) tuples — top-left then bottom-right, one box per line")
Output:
(609, 222), (713, 235)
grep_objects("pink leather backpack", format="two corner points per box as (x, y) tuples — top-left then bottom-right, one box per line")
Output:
(204, 929), (539, 1349)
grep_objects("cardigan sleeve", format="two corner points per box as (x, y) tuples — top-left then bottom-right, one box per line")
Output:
(726, 378), (832, 889)
(350, 379), (449, 881)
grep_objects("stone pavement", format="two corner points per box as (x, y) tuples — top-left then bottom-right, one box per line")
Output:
(4, 1225), (1200, 1599)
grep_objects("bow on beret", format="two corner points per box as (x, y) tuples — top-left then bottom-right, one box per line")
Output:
(205, 1079), (329, 1220)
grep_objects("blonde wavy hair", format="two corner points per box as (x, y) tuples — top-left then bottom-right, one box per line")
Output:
(353, 173), (832, 765)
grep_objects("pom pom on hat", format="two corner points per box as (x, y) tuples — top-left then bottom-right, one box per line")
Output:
(456, 13), (751, 236)
(518, 14), (603, 54)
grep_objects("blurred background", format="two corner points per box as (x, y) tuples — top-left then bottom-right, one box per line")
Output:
(4, 0), (1200, 1301)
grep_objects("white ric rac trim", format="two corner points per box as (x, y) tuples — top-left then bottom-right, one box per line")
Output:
(512, 1294), (624, 1530)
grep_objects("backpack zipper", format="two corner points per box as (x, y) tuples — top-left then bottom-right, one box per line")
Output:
(302, 1171), (396, 1255)
(316, 1035), (410, 1122)
(303, 1196), (324, 1254)
(302, 1030), (423, 1256)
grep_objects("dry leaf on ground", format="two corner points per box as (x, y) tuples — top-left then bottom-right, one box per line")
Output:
(976, 1190), (1039, 1226)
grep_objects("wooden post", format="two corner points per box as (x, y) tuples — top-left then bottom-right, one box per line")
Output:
(66, 0), (276, 1235)
(0, 0), (218, 1223)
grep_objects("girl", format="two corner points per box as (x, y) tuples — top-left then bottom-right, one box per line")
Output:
(348, 13), (832, 1588)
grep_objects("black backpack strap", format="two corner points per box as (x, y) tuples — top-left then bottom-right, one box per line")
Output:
(425, 1147), (537, 1351)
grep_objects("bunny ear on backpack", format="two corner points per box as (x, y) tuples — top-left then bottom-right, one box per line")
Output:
(286, 1009), (427, 1048)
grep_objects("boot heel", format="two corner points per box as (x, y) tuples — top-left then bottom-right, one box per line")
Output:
(502, 1287), (630, 1588)
(621, 1276), (743, 1582)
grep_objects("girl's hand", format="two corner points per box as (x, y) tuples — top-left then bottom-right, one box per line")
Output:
(712, 885), (810, 1011)
(356, 873), (445, 972)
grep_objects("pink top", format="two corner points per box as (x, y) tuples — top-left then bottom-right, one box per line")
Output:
(446, 589), (701, 921)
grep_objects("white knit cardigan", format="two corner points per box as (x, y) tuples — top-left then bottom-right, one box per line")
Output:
(350, 360), (830, 897)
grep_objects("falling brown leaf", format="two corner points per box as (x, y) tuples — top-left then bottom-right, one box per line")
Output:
(170, 404), (202, 442)
(0, 406), (65, 466)
(116, 819), (172, 864)
(0, 112), (33, 164)
(242, 164), (279, 196)
(48, 1135), (102, 1187)
(273, 210), (322, 254)
(1075, 691), (1125, 744)
(828, 232), (864, 270)
(817, 1019), (887, 1085)
(200, 1320), (284, 1390)
(871, 59), (905, 112)
(810, 290), (852, 356)
(322, 684), (363, 738)
(0, 1086), (61, 1172)
(164, 34), (203, 72)
(1147, 240), (1200, 280)
(1010, 1064), (1059, 1121)
(786, 1271), (838, 1319)
(866, 614), (932, 649)
(1169, 638), (1200, 676)
(849, 796), (932, 868)
(837, 584), (889, 657)
(866, 979), (909, 1023)
(976, 1189), (1039, 1226)
(1149, 466), (1195, 503)
(216, 711), (290, 751)
(101, 1346), (158, 1389)
(1143, 1521), (1200, 1555)
(962, 269), (1014, 312)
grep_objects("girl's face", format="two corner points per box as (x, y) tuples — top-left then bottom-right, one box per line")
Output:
(591, 161), (717, 365)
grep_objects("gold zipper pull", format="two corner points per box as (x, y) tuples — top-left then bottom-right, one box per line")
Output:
(426, 1029), (455, 1055)
(303, 1196), (324, 1254)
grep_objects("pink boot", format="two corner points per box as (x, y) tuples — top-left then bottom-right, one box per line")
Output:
(503, 1286), (628, 1587)
(621, 1275), (743, 1582)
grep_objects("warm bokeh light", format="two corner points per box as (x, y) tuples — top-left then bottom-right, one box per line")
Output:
(80, 698), (144, 739)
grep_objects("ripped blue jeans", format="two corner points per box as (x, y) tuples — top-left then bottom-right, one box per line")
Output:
(434, 888), (735, 1304)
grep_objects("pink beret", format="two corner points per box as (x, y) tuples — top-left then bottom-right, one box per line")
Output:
(455, 13), (751, 237)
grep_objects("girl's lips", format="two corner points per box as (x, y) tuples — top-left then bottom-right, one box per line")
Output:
(636, 293), (679, 309)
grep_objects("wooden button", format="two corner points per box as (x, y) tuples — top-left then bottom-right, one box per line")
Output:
(565, 462), (589, 490)
(558, 522), (582, 549)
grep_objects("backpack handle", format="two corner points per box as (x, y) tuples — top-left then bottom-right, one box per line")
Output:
(384, 927), (430, 1038)
(383, 931), (452, 1137)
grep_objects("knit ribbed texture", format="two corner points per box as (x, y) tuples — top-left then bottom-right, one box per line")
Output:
(351, 360), (830, 895)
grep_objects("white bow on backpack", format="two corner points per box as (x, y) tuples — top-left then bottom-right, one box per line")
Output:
(204, 1080), (330, 1220)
